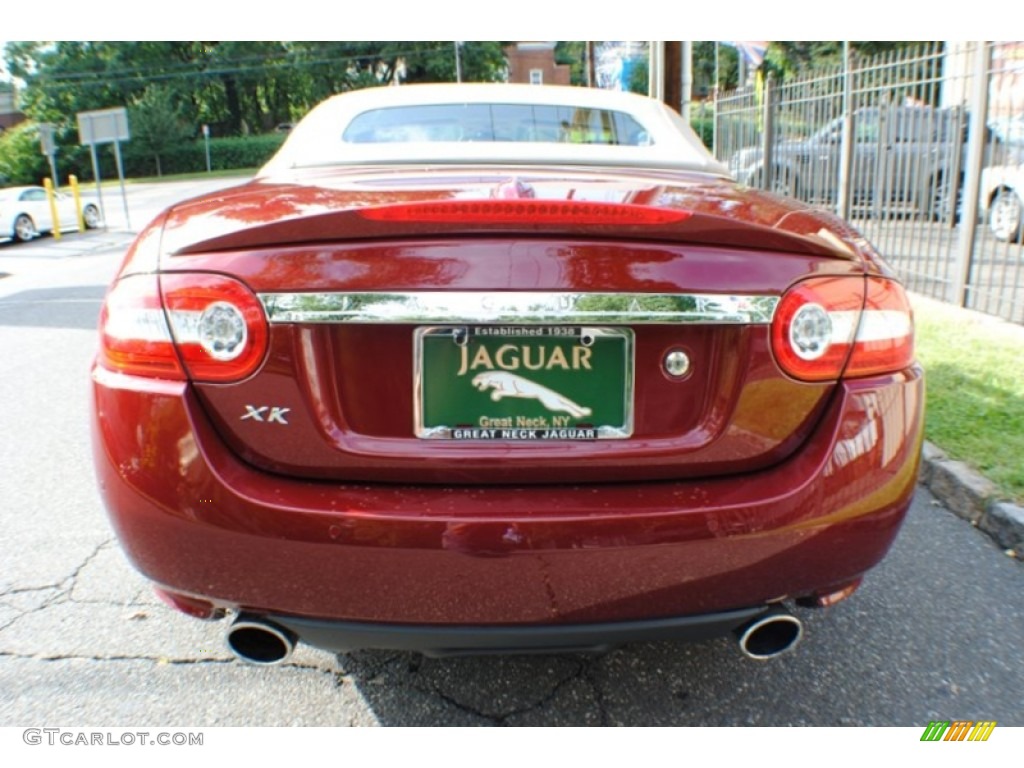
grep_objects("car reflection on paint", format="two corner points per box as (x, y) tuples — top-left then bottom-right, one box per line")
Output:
(91, 84), (923, 665)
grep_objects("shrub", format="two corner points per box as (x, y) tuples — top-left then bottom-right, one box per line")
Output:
(689, 114), (714, 150)
(1, 127), (287, 185)
(0, 123), (50, 185)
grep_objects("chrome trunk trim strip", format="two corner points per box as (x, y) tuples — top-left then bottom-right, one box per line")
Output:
(259, 292), (779, 325)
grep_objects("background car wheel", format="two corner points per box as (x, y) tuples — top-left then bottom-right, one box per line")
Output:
(13, 214), (36, 242)
(83, 204), (101, 229)
(989, 188), (1022, 243)
(927, 173), (962, 223)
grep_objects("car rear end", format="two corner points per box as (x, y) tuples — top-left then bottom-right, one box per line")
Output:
(92, 171), (923, 661)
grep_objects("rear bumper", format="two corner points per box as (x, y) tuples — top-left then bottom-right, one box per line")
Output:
(272, 606), (769, 657)
(92, 364), (924, 634)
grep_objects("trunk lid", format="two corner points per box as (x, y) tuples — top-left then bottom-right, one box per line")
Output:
(160, 168), (869, 484)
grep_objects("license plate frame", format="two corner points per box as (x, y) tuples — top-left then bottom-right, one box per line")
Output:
(414, 326), (634, 441)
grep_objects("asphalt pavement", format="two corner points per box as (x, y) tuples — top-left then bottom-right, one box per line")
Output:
(0, 197), (1021, 727)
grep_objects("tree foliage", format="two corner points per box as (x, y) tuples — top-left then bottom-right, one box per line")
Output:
(687, 41), (925, 95)
(0, 122), (49, 185)
(554, 42), (589, 86)
(0, 41), (511, 180)
(763, 42), (923, 82)
(129, 85), (190, 176)
(4, 41), (510, 138)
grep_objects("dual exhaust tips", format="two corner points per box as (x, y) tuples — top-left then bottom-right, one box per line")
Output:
(225, 615), (297, 666)
(224, 607), (804, 665)
(733, 607), (804, 661)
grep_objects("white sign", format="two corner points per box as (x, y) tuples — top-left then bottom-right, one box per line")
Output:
(77, 107), (130, 145)
(38, 123), (56, 156)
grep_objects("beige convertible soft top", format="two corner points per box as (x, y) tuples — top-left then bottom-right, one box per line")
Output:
(260, 83), (729, 177)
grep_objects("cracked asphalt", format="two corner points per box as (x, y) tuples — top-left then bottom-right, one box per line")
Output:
(0, 202), (1022, 727)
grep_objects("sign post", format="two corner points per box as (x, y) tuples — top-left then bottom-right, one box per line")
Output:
(38, 123), (59, 189)
(77, 107), (131, 231)
(202, 124), (211, 172)
(112, 137), (130, 230)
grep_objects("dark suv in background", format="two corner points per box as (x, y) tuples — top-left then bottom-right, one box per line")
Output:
(729, 106), (973, 219)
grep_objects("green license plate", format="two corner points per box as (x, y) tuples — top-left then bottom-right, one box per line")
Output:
(415, 326), (634, 440)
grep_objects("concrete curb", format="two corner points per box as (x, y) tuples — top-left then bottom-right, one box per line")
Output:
(920, 440), (1024, 562)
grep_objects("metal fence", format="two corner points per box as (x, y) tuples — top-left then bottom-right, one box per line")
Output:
(713, 42), (1024, 325)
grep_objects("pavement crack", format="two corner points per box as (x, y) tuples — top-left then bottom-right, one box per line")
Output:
(0, 590), (69, 634)
(416, 658), (587, 724)
(578, 656), (611, 726)
(0, 538), (117, 634)
(0, 584), (64, 597)
(0, 650), (343, 678)
(65, 538), (117, 588)
(0, 650), (235, 665)
(425, 688), (504, 724)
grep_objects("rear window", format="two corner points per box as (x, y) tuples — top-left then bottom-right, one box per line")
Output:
(341, 103), (653, 146)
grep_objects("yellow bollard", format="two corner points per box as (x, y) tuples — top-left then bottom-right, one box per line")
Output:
(70, 175), (86, 232)
(43, 177), (61, 241)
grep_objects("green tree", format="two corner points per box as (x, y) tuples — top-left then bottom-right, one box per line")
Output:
(3, 41), (513, 139)
(0, 122), (50, 185)
(354, 42), (508, 84)
(763, 41), (924, 82)
(129, 86), (190, 177)
(692, 42), (739, 95)
(555, 42), (589, 86)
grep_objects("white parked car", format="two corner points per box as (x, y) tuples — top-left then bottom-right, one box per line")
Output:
(981, 165), (1023, 243)
(0, 185), (101, 242)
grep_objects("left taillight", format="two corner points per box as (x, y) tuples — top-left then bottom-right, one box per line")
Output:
(97, 272), (268, 383)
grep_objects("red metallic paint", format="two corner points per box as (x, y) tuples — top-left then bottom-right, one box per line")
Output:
(92, 363), (923, 626)
(156, 171), (875, 263)
(169, 239), (864, 484)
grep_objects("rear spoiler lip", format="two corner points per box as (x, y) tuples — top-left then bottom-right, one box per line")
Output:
(164, 206), (860, 262)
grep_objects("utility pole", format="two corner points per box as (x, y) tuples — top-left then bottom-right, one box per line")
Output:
(663, 41), (682, 112)
(650, 42), (664, 101)
(837, 41), (855, 220)
(680, 41), (693, 118)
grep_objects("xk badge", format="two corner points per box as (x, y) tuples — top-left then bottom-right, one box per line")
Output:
(241, 405), (290, 424)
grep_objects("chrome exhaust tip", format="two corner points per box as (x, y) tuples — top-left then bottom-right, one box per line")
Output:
(735, 608), (804, 660)
(226, 615), (297, 665)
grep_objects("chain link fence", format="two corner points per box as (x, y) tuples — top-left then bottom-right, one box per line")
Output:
(713, 42), (1024, 325)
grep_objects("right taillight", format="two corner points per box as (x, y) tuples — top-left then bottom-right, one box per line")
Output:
(772, 276), (914, 382)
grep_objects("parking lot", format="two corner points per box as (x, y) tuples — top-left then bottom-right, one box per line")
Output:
(0, 182), (1022, 727)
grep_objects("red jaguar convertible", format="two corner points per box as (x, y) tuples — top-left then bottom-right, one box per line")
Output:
(92, 84), (923, 664)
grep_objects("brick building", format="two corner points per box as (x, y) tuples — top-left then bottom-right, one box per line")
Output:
(0, 87), (26, 133)
(504, 42), (571, 86)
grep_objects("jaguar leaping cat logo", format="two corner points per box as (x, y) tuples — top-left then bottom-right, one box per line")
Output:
(472, 372), (592, 419)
